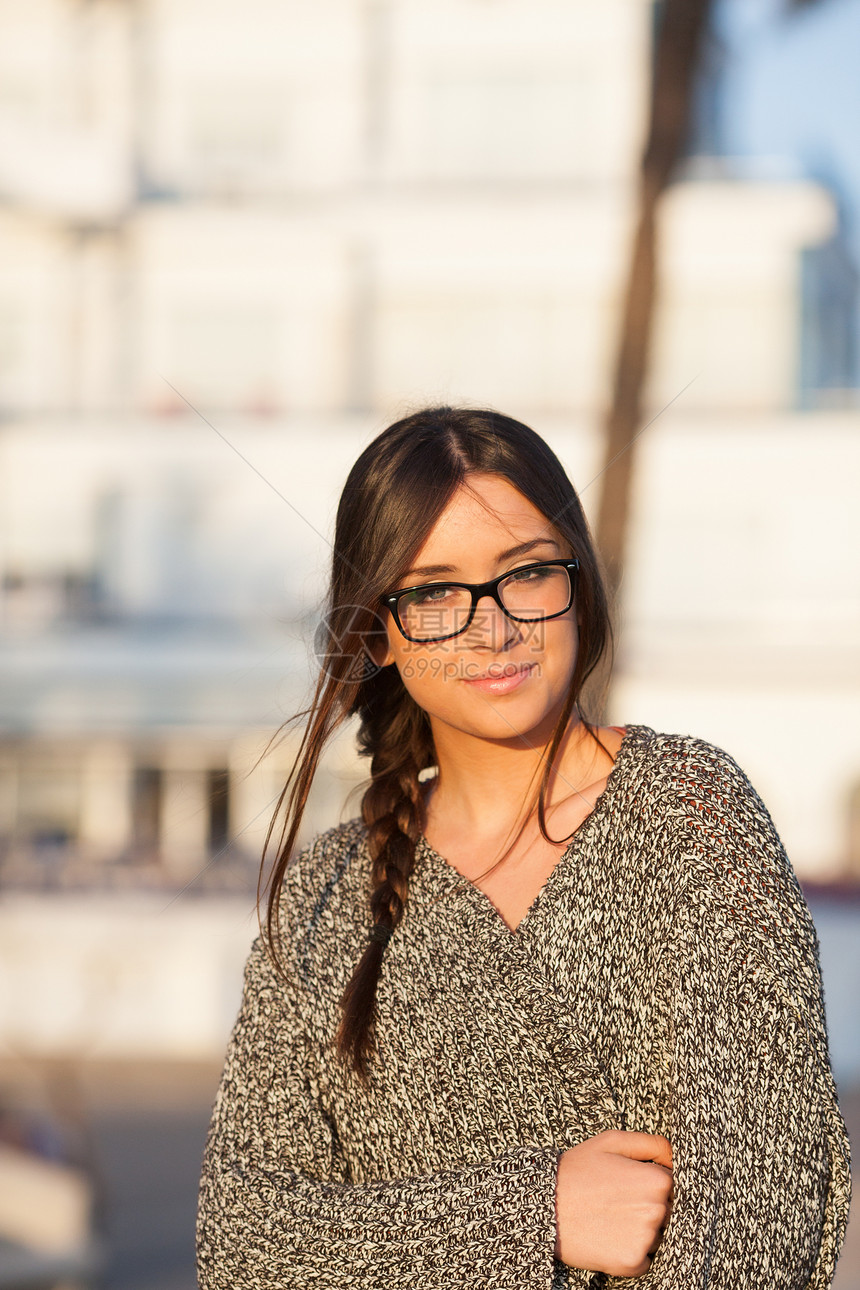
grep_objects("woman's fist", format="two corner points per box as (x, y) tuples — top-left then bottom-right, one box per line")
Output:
(555, 1130), (674, 1277)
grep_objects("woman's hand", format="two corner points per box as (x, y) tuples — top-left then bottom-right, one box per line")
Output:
(555, 1130), (673, 1277)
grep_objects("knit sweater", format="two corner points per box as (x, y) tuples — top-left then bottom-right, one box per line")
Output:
(196, 723), (852, 1288)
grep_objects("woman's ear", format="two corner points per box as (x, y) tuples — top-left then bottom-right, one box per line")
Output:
(367, 640), (395, 669)
(365, 620), (395, 670)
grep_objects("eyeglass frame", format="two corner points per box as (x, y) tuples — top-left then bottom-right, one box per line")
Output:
(378, 558), (580, 644)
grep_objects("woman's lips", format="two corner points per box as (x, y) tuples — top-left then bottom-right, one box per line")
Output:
(462, 662), (536, 695)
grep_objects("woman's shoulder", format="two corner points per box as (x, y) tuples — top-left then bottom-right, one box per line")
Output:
(279, 816), (371, 905)
(272, 816), (373, 959)
(625, 722), (774, 817)
(630, 725), (816, 947)
(624, 723), (801, 894)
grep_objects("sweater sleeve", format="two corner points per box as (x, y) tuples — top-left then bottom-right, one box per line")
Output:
(639, 753), (852, 1289)
(196, 934), (563, 1290)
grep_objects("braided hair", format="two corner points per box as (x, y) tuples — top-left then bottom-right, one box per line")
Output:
(260, 407), (614, 1085)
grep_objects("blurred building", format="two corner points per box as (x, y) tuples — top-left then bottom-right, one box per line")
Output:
(0, 0), (859, 1061)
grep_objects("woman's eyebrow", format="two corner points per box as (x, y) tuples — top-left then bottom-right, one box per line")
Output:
(401, 538), (560, 582)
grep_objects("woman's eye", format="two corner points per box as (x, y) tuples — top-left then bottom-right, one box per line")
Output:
(408, 585), (453, 605)
(508, 565), (548, 583)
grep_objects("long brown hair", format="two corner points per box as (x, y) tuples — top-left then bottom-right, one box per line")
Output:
(259, 407), (615, 1083)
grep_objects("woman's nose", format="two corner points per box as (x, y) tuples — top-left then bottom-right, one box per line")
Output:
(465, 593), (517, 649)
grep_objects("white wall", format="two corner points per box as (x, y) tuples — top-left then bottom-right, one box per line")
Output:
(0, 894), (257, 1060)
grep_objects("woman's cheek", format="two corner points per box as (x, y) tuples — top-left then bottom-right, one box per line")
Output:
(396, 650), (445, 689)
(393, 649), (470, 712)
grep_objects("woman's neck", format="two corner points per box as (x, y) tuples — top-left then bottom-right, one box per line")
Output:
(424, 713), (604, 841)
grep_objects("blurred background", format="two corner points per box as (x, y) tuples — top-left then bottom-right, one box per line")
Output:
(0, 0), (858, 1286)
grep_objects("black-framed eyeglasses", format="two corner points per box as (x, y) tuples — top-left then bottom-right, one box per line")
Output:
(379, 559), (580, 644)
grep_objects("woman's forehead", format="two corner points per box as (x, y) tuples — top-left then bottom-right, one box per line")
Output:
(411, 475), (559, 565)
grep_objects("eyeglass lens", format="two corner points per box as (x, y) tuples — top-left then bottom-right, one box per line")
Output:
(397, 565), (572, 641)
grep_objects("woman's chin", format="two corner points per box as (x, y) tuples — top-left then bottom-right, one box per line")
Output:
(431, 689), (567, 745)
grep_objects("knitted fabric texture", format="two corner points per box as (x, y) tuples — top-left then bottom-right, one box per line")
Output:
(197, 724), (852, 1288)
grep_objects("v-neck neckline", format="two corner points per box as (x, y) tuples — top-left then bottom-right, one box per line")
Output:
(415, 723), (645, 939)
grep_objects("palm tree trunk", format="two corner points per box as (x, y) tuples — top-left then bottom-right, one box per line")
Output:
(595, 0), (715, 602)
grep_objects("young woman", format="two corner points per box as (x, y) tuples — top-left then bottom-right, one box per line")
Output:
(197, 407), (851, 1288)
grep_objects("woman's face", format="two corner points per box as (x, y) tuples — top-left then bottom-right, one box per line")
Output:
(376, 473), (579, 748)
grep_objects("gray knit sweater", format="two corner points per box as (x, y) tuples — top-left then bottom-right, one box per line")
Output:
(196, 724), (852, 1288)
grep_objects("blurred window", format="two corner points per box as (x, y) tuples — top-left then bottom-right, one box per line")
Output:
(207, 768), (230, 855)
(799, 236), (859, 408)
(847, 780), (860, 879)
(16, 757), (80, 850)
(186, 83), (288, 172)
(165, 302), (281, 409)
(0, 301), (27, 407)
(132, 766), (162, 859)
(421, 72), (589, 179)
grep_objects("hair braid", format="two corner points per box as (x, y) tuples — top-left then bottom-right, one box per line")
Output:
(335, 669), (434, 1083)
